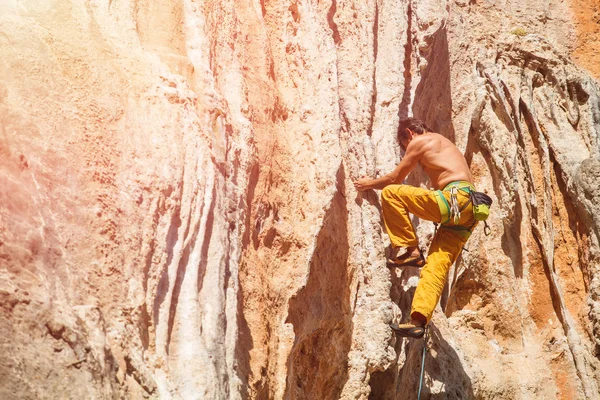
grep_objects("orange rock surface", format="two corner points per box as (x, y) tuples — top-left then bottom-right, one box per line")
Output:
(571, 0), (600, 79)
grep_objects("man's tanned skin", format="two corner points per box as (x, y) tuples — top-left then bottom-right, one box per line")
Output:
(354, 128), (472, 192)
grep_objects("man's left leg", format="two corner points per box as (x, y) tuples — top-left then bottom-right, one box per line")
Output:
(411, 228), (467, 323)
(381, 185), (441, 266)
(391, 228), (467, 338)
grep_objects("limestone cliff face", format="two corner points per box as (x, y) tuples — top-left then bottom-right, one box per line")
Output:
(1, 1), (599, 399)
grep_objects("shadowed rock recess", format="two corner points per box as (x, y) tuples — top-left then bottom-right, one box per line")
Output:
(1, 1), (600, 399)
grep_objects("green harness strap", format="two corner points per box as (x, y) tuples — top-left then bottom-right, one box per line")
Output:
(434, 190), (452, 224)
(439, 223), (475, 239)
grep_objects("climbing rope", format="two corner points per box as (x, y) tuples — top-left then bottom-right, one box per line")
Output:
(417, 326), (429, 400)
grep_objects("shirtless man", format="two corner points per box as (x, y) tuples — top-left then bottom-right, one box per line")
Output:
(353, 118), (478, 338)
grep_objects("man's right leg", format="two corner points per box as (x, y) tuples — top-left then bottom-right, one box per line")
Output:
(381, 184), (441, 249)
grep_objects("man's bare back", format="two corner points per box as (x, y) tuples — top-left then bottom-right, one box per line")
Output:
(412, 132), (472, 189)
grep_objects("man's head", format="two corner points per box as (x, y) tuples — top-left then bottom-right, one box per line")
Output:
(398, 118), (431, 150)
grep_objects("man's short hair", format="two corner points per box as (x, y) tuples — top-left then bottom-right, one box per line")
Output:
(398, 118), (432, 141)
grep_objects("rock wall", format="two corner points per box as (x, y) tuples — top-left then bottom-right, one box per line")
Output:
(1, 0), (599, 399)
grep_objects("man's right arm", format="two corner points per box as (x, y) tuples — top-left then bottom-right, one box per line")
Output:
(353, 139), (424, 191)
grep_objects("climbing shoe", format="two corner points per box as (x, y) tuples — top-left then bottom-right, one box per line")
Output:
(390, 323), (426, 338)
(387, 249), (425, 268)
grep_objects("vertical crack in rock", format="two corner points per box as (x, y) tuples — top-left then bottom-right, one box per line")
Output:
(398, 0), (413, 119)
(141, 195), (162, 306)
(233, 253), (253, 400)
(475, 67), (527, 278)
(197, 182), (218, 304)
(242, 163), (260, 251)
(472, 65), (520, 213)
(232, 139), (260, 399)
(284, 164), (352, 399)
(327, 0), (349, 142)
(165, 179), (206, 354)
(154, 168), (191, 363)
(259, 0), (267, 17)
(327, 0), (341, 45)
(366, 1), (379, 139)
(503, 74), (537, 210)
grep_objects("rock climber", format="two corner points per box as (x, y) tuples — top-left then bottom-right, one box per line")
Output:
(353, 118), (482, 339)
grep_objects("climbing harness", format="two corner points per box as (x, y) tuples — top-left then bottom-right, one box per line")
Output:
(417, 325), (429, 400)
(433, 182), (493, 237)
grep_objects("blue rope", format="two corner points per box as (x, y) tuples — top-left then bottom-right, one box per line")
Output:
(417, 326), (429, 400)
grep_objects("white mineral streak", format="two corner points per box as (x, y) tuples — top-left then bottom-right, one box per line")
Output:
(1, 1), (600, 399)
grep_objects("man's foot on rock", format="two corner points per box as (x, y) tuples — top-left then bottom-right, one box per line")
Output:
(387, 247), (425, 268)
(390, 322), (426, 338)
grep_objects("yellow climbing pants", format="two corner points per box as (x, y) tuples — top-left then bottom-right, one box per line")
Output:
(381, 182), (477, 323)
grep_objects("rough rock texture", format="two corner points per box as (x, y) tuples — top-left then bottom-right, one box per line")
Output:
(571, 0), (600, 79)
(1, 1), (599, 399)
